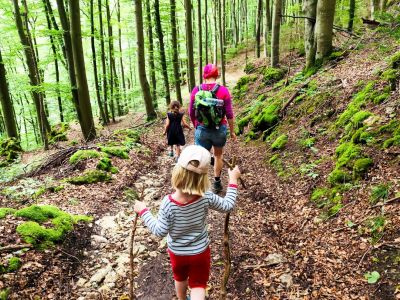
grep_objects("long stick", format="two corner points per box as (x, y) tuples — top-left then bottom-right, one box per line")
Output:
(129, 214), (139, 300)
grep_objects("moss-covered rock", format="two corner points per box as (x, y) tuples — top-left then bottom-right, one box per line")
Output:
(353, 158), (373, 179)
(335, 142), (362, 168)
(233, 75), (257, 101)
(97, 157), (118, 174)
(69, 150), (102, 164)
(351, 127), (375, 144)
(262, 67), (285, 85)
(0, 138), (22, 166)
(350, 111), (373, 129)
(269, 153), (280, 164)
(14, 205), (66, 223)
(113, 129), (141, 143)
(328, 169), (352, 185)
(0, 208), (16, 219)
(6, 257), (21, 273)
(66, 170), (112, 185)
(381, 68), (399, 90)
(271, 134), (288, 150)
(48, 123), (69, 144)
(389, 51), (400, 69)
(252, 104), (279, 132)
(101, 146), (129, 159)
(383, 135), (400, 148)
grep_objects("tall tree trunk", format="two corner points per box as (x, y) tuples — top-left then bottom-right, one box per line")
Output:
(184, 0), (196, 91)
(154, 0), (171, 105)
(98, 0), (110, 124)
(69, 0), (97, 141)
(105, 0), (117, 121)
(117, 0), (127, 112)
(315, 0), (336, 60)
(170, 0), (183, 104)
(271, 0), (282, 67)
(0, 49), (18, 139)
(134, 0), (156, 120)
(255, 0), (263, 58)
(55, 0), (83, 125)
(218, 0), (226, 85)
(205, 0), (209, 63)
(145, 0), (158, 108)
(304, 0), (318, 69)
(221, 0), (226, 85)
(232, 0), (239, 47)
(264, 0), (271, 57)
(348, 0), (356, 32)
(198, 0), (203, 83)
(90, 0), (106, 124)
(370, 0), (379, 19)
(13, 0), (49, 149)
(43, 0), (64, 123)
(213, 0), (218, 65)
(380, 0), (386, 11)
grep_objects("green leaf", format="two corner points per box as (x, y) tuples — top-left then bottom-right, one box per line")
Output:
(364, 271), (380, 284)
(346, 220), (355, 228)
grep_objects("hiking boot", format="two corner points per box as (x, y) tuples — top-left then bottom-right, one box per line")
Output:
(212, 180), (223, 193)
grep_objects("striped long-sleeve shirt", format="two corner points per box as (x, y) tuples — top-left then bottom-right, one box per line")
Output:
(140, 184), (238, 255)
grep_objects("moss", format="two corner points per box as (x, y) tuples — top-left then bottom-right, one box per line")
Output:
(299, 137), (316, 148)
(353, 158), (373, 179)
(66, 170), (111, 185)
(0, 288), (9, 300)
(233, 75), (257, 100)
(252, 104), (279, 132)
(237, 115), (251, 134)
(351, 111), (373, 129)
(33, 187), (46, 199)
(311, 188), (329, 207)
(14, 205), (65, 223)
(101, 146), (129, 159)
(0, 138), (22, 166)
(244, 62), (256, 74)
(245, 131), (258, 142)
(379, 120), (399, 134)
(302, 64), (321, 78)
(0, 208), (16, 219)
(373, 92), (390, 104)
(113, 129), (141, 143)
(383, 135), (400, 148)
(328, 169), (352, 185)
(271, 134), (288, 150)
(370, 184), (390, 205)
(389, 51), (400, 69)
(329, 51), (345, 60)
(335, 142), (362, 168)
(322, 202), (344, 220)
(351, 127), (374, 144)
(96, 157), (119, 174)
(269, 154), (280, 164)
(48, 123), (69, 144)
(48, 185), (65, 193)
(381, 68), (398, 90)
(69, 150), (102, 164)
(262, 67), (285, 84)
(6, 257), (21, 273)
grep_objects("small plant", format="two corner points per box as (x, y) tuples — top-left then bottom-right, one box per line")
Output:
(0, 208), (16, 219)
(370, 184), (390, 205)
(364, 271), (380, 284)
(271, 134), (288, 150)
(364, 216), (387, 244)
(300, 162), (319, 179)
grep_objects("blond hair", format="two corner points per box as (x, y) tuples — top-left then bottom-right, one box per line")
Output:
(171, 161), (210, 196)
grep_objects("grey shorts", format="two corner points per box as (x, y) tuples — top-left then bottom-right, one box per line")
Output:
(194, 125), (227, 151)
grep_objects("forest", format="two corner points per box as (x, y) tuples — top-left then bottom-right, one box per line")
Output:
(0, 0), (399, 299)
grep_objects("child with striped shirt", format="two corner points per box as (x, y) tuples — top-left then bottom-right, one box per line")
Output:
(134, 145), (241, 300)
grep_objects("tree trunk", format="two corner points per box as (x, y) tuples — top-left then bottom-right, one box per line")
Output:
(13, 0), (49, 149)
(218, 0), (226, 85)
(105, 0), (117, 121)
(134, 0), (156, 120)
(90, 0), (106, 124)
(264, 0), (271, 57)
(117, 0), (127, 112)
(348, 0), (356, 32)
(69, 0), (97, 141)
(198, 0), (203, 83)
(221, 0), (226, 85)
(184, 0), (196, 91)
(213, 0), (218, 65)
(271, 0), (282, 67)
(255, 0), (263, 58)
(145, 0), (157, 108)
(304, 0), (318, 69)
(98, 0), (110, 124)
(154, 0), (171, 105)
(170, 0), (183, 104)
(380, 0), (386, 11)
(0, 49), (18, 139)
(55, 0), (83, 125)
(43, 0), (64, 123)
(205, 0), (209, 63)
(315, 0), (336, 60)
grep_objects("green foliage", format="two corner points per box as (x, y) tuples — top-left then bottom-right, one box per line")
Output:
(96, 157), (118, 174)
(370, 184), (390, 205)
(311, 188), (330, 207)
(269, 153), (280, 164)
(271, 134), (288, 150)
(0, 208), (16, 219)
(48, 123), (69, 144)
(364, 216), (386, 243)
(350, 111), (373, 129)
(69, 150), (102, 164)
(353, 158), (373, 179)
(244, 62), (256, 74)
(101, 146), (129, 159)
(6, 257), (21, 273)
(389, 51), (400, 69)
(66, 170), (112, 185)
(233, 75), (257, 101)
(113, 129), (141, 143)
(328, 169), (352, 185)
(351, 127), (375, 144)
(0, 288), (9, 300)
(364, 271), (380, 284)
(329, 51), (345, 60)
(300, 162), (319, 179)
(14, 205), (92, 248)
(0, 137), (22, 166)
(335, 142), (362, 168)
(47, 185), (64, 193)
(262, 67), (285, 85)
(299, 137), (316, 148)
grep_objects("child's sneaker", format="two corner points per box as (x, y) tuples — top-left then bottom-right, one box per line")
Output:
(168, 150), (174, 157)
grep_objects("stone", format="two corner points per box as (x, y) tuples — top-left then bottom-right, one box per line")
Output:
(91, 235), (108, 245)
(76, 278), (87, 287)
(279, 273), (293, 288)
(149, 251), (158, 257)
(104, 270), (118, 284)
(96, 216), (118, 235)
(89, 264), (113, 284)
(265, 253), (287, 266)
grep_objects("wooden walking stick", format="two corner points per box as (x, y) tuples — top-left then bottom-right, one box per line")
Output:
(129, 187), (145, 300)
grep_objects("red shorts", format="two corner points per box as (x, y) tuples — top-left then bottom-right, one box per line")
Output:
(168, 247), (211, 288)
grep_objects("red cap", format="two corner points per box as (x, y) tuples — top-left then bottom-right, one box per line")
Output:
(203, 64), (219, 79)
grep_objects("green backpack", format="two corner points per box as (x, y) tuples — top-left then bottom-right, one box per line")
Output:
(194, 84), (225, 128)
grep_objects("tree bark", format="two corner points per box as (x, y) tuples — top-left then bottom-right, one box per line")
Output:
(13, 0), (49, 149)
(134, 0), (156, 120)
(98, 0), (110, 124)
(184, 0), (196, 91)
(370, 0), (379, 19)
(271, 0), (283, 67)
(348, 0), (356, 32)
(69, 0), (97, 141)
(90, 0), (106, 124)
(213, 0), (218, 65)
(221, 0), (226, 85)
(154, 0), (171, 105)
(304, 0), (318, 69)
(145, 0), (158, 108)
(0, 49), (18, 139)
(117, 0), (127, 112)
(218, 0), (226, 85)
(255, 0), (263, 58)
(315, 0), (336, 60)
(205, 0), (209, 63)
(264, 0), (271, 57)
(170, 0), (183, 104)
(198, 0), (203, 83)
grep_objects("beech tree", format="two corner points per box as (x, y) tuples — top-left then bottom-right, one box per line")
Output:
(315, 0), (336, 60)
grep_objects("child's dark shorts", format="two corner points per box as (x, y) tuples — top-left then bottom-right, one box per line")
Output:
(167, 247), (211, 288)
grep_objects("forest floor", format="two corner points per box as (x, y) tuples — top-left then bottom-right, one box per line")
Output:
(1, 32), (400, 300)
